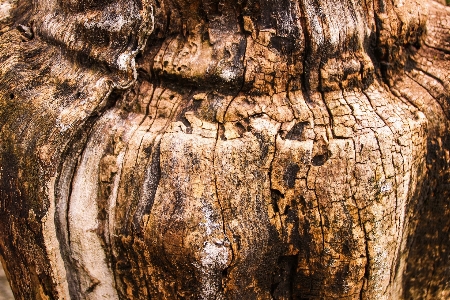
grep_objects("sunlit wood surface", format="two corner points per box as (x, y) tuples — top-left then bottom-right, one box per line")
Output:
(0, 265), (13, 300)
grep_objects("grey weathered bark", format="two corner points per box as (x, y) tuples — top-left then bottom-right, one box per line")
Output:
(0, 0), (449, 299)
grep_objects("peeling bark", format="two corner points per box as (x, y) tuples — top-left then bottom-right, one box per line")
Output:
(0, 0), (449, 299)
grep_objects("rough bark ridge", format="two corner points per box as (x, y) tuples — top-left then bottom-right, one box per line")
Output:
(0, 0), (449, 299)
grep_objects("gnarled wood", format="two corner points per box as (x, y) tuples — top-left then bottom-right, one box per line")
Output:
(0, 0), (449, 299)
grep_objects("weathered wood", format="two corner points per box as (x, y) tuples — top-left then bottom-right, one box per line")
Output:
(0, 264), (14, 300)
(0, 0), (449, 299)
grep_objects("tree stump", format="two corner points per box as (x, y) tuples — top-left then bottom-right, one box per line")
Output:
(0, 0), (449, 299)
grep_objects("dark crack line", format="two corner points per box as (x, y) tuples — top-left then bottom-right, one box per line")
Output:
(413, 64), (447, 89)
(212, 122), (234, 294)
(268, 132), (284, 235)
(348, 137), (370, 300)
(423, 42), (450, 56)
(405, 72), (449, 120)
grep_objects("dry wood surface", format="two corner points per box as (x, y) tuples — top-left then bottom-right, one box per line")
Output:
(0, 0), (449, 299)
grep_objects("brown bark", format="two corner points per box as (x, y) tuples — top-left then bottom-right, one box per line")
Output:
(0, 0), (449, 299)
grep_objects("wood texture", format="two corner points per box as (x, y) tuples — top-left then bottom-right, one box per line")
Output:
(0, 0), (449, 299)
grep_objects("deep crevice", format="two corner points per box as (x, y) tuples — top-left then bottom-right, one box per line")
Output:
(270, 189), (284, 213)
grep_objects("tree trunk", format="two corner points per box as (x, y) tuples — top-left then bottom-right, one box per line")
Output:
(0, 0), (449, 299)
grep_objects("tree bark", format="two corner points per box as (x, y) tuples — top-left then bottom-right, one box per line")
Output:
(0, 0), (449, 299)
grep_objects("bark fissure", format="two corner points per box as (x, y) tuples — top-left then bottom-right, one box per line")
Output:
(404, 72), (449, 119)
(1, 0), (450, 299)
(212, 122), (233, 295)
